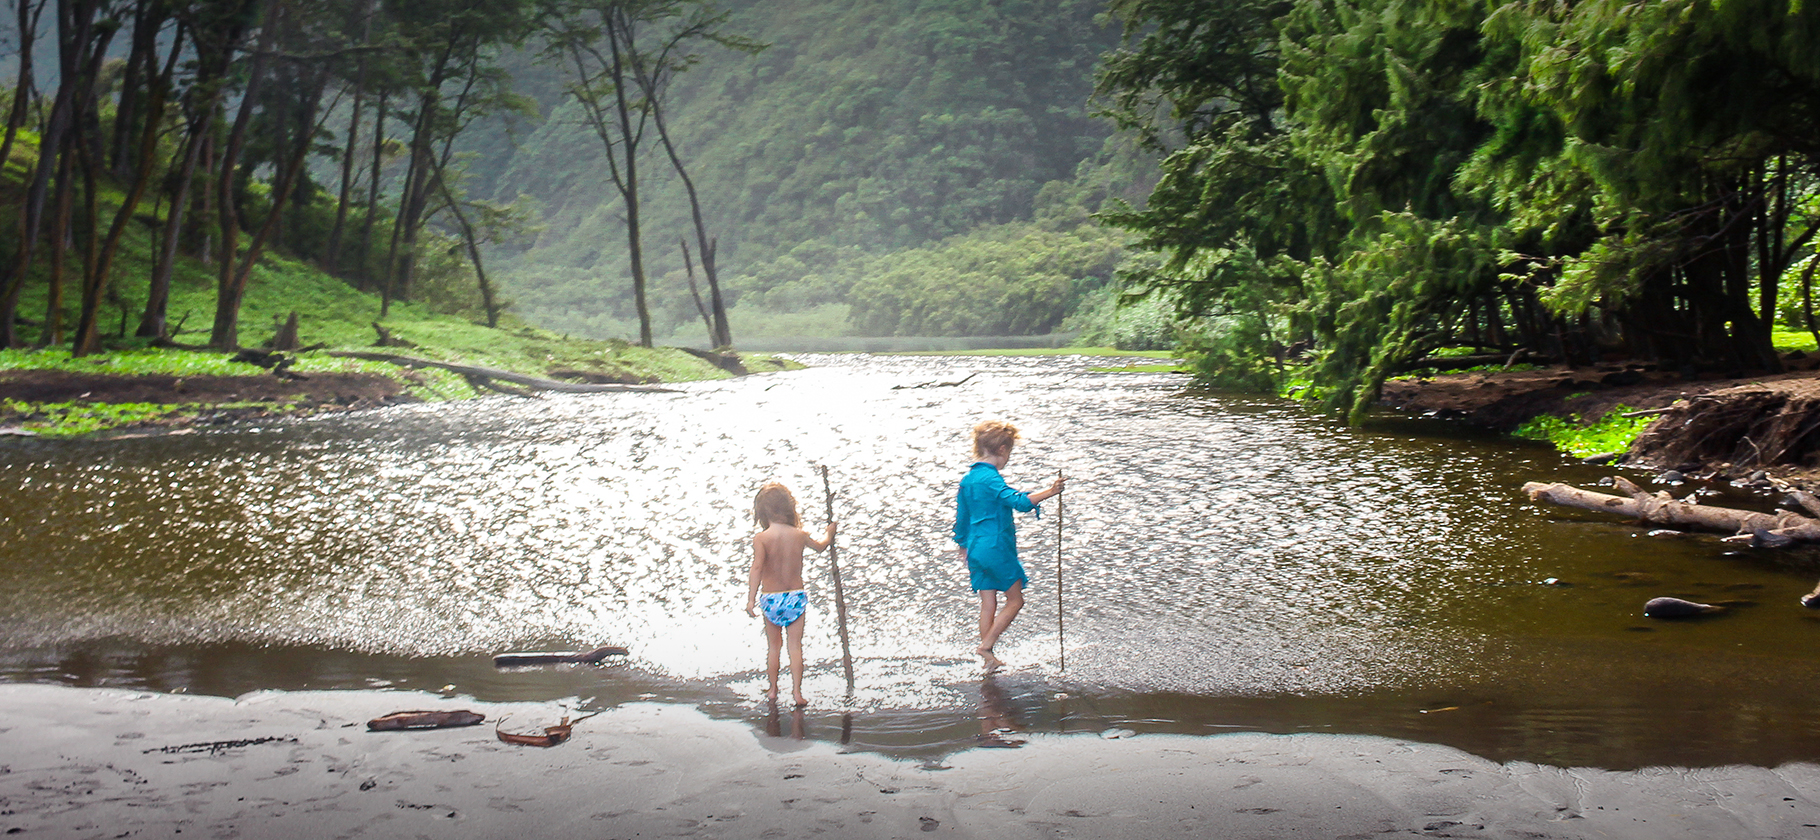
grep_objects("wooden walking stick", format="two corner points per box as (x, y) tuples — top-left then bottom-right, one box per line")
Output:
(821, 465), (856, 694)
(1056, 469), (1065, 673)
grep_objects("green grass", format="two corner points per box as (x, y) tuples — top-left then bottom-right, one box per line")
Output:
(1513, 405), (1655, 458)
(0, 399), (294, 437)
(1773, 328), (1819, 354)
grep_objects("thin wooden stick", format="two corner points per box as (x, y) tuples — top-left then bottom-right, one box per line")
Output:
(821, 465), (856, 694)
(1056, 469), (1065, 673)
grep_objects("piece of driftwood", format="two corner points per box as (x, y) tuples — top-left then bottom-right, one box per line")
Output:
(492, 645), (630, 668)
(1523, 477), (1820, 543)
(893, 372), (979, 390)
(495, 711), (600, 748)
(327, 351), (679, 394)
(367, 710), (485, 731)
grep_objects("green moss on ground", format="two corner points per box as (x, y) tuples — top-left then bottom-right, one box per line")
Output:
(1514, 405), (1656, 458)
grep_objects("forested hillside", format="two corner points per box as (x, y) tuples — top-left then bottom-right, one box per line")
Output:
(461, 0), (1151, 344)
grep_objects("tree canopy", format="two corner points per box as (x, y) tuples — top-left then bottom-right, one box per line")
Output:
(1098, 0), (1820, 420)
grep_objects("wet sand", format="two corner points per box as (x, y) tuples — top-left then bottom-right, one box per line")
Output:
(2, 683), (1818, 839)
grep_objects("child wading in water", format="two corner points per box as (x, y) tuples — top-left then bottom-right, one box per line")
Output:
(954, 421), (1064, 672)
(745, 482), (835, 706)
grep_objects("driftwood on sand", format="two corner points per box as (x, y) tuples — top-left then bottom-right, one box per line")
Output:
(367, 710), (485, 731)
(1523, 476), (1820, 544)
(492, 645), (630, 668)
(327, 351), (679, 394)
(495, 711), (600, 748)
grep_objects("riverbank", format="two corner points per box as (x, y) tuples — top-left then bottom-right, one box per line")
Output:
(2, 684), (1816, 839)
(0, 340), (789, 437)
(1378, 353), (1820, 480)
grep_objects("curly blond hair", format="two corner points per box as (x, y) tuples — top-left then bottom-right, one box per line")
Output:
(753, 482), (801, 528)
(972, 420), (1020, 457)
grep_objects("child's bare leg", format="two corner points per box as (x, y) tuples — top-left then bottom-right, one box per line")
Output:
(977, 590), (998, 648)
(978, 582), (1024, 670)
(786, 617), (808, 707)
(763, 621), (784, 700)
(976, 590), (1005, 670)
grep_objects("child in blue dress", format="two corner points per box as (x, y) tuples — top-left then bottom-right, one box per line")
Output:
(954, 420), (1064, 672)
(745, 482), (835, 706)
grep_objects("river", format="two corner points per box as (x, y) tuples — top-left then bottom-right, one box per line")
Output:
(3, 353), (1819, 768)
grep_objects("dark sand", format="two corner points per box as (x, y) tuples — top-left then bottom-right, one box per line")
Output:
(2, 685), (1817, 838)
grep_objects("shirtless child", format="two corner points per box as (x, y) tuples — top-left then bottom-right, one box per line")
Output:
(745, 482), (835, 706)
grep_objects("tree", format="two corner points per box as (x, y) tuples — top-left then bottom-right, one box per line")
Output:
(622, 0), (762, 349)
(378, 0), (534, 318)
(542, 0), (753, 347)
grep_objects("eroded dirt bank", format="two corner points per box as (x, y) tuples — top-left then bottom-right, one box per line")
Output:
(1379, 355), (1820, 481)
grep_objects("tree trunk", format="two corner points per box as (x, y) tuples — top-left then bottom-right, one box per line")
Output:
(215, 68), (328, 350)
(140, 109), (209, 338)
(76, 23), (182, 356)
(1525, 477), (1820, 542)
(430, 163), (501, 328)
(208, 6), (277, 350)
(358, 91), (385, 291)
(0, 0), (100, 348)
(0, 0), (45, 192)
(602, 19), (650, 346)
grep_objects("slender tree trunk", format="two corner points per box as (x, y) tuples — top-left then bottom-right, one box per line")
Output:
(326, 84), (363, 272)
(77, 25), (181, 356)
(430, 163), (501, 327)
(40, 147), (72, 347)
(216, 70), (330, 350)
(0, 0), (100, 348)
(649, 95), (730, 348)
(139, 121), (204, 337)
(606, 20), (651, 346)
(208, 8), (277, 350)
(0, 0), (46, 186)
(358, 92), (385, 292)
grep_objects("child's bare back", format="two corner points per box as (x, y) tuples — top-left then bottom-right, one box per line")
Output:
(751, 523), (812, 592)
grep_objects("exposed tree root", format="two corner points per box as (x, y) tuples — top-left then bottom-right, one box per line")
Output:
(1628, 383), (1820, 471)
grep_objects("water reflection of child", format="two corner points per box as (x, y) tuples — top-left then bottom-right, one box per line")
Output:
(954, 421), (1064, 672)
(745, 482), (835, 707)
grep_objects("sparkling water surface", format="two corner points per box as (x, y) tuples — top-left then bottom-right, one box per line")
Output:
(4, 353), (1820, 767)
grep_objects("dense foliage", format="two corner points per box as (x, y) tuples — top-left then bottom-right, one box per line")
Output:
(1098, 0), (1820, 419)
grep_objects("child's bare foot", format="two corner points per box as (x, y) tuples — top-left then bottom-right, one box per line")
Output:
(793, 693), (808, 707)
(764, 688), (778, 701)
(976, 646), (1003, 672)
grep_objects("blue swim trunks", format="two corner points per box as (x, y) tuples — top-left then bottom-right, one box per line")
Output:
(759, 590), (807, 627)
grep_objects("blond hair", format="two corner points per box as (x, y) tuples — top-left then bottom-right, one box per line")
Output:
(753, 482), (801, 528)
(972, 420), (1020, 457)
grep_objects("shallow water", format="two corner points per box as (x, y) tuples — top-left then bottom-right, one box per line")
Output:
(3, 353), (1820, 768)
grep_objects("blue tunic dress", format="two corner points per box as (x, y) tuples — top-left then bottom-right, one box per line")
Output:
(953, 461), (1039, 592)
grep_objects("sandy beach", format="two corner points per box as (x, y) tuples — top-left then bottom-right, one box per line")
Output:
(0, 684), (1815, 839)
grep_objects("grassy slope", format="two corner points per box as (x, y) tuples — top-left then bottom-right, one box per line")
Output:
(0, 148), (791, 435)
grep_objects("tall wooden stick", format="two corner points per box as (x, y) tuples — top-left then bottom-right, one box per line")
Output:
(821, 465), (856, 694)
(1056, 469), (1065, 673)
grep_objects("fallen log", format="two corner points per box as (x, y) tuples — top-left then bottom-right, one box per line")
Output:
(493, 645), (630, 668)
(327, 351), (679, 394)
(1523, 477), (1820, 542)
(367, 710), (485, 731)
